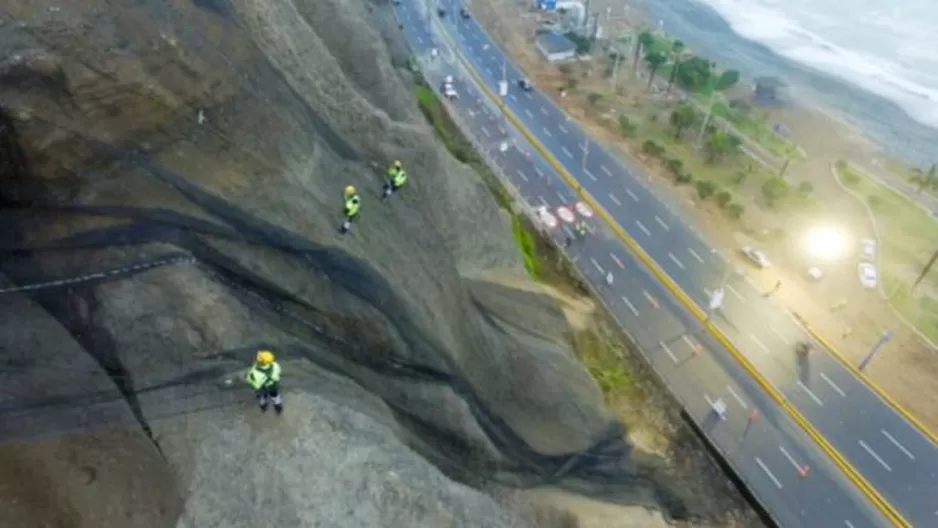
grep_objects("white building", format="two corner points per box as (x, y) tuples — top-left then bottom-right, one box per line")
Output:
(535, 32), (577, 62)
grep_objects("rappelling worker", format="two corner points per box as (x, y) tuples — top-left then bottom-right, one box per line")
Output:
(382, 159), (408, 199)
(574, 220), (588, 238)
(245, 350), (283, 415)
(340, 184), (361, 233)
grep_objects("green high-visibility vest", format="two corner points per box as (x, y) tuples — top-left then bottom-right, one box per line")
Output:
(345, 195), (361, 217)
(245, 362), (281, 390)
(393, 169), (407, 187)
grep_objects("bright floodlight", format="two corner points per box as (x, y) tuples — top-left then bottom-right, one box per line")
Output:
(803, 226), (849, 262)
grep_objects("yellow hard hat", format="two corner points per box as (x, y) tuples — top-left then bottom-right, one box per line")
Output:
(256, 350), (275, 366)
(344, 185), (356, 195)
(393, 160), (403, 168)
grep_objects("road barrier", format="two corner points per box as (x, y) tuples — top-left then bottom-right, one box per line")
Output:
(438, 21), (910, 528)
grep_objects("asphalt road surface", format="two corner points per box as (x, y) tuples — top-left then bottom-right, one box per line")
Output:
(392, 3), (898, 526)
(423, 4), (938, 524)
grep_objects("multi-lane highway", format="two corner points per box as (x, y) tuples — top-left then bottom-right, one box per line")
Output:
(393, 1), (938, 526)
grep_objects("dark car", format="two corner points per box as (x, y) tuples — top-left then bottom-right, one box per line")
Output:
(460, 7), (470, 19)
(437, 7), (446, 17)
(518, 78), (533, 92)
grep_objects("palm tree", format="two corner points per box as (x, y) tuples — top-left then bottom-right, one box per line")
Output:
(632, 31), (654, 74)
(644, 52), (667, 90)
(665, 40), (686, 95)
(695, 68), (740, 145)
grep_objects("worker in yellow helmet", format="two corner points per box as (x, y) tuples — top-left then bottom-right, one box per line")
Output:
(340, 185), (361, 234)
(382, 160), (408, 200)
(245, 350), (283, 414)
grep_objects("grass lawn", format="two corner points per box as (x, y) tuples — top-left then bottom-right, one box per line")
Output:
(836, 161), (938, 341)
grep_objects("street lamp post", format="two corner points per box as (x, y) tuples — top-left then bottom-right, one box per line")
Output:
(858, 330), (893, 372)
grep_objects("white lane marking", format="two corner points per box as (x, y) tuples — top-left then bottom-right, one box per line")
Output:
(481, 126), (491, 138)
(537, 195), (549, 207)
(525, 109), (534, 119)
(589, 257), (604, 274)
(601, 165), (612, 177)
(558, 124), (569, 134)
(621, 295), (639, 316)
(770, 327), (792, 345)
(748, 333), (772, 354)
(561, 146), (574, 158)
(660, 341), (678, 363)
(610, 253), (625, 269)
(524, 91), (533, 99)
(555, 190), (566, 203)
(687, 247), (704, 263)
(416, 36), (422, 45)
(797, 380), (824, 406)
(754, 457), (783, 489)
(778, 446), (803, 472)
(486, 67), (494, 76)
(642, 290), (659, 308)
(516, 169), (528, 183)
(844, 522), (856, 528)
(539, 106), (548, 115)
(667, 252), (685, 270)
(585, 169), (597, 182)
(625, 188), (639, 202)
(635, 220), (651, 236)
(726, 283), (745, 301)
(726, 386), (747, 409)
(509, 94), (518, 102)
(534, 166), (544, 178)
(819, 372), (845, 397)
(654, 216), (670, 231)
(609, 193), (622, 206)
(881, 429), (915, 461)
(858, 440), (892, 472)
(543, 127), (553, 137)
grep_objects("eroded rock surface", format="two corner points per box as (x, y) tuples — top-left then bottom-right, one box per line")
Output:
(0, 0), (745, 526)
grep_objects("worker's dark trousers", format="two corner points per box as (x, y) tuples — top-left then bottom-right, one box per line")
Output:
(256, 385), (283, 412)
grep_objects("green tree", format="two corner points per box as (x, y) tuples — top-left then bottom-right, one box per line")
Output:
(669, 103), (697, 139)
(665, 158), (684, 176)
(665, 40), (686, 95)
(715, 190), (733, 208)
(696, 180), (717, 199)
(761, 176), (790, 206)
(674, 56), (712, 92)
(726, 202), (745, 220)
(632, 31), (655, 74)
(617, 115), (636, 137)
(675, 171), (694, 184)
(644, 51), (668, 90)
(703, 130), (741, 163)
(587, 92), (603, 107)
(911, 163), (938, 194)
(565, 32), (593, 55)
(641, 139), (665, 158)
(732, 171), (747, 185)
(695, 68), (741, 145)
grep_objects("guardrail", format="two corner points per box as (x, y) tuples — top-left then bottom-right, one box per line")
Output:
(426, 20), (909, 528)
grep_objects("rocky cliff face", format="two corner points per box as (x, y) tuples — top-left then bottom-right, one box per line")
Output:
(0, 0), (698, 526)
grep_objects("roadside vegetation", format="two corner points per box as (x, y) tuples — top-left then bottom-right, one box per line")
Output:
(411, 72), (643, 403)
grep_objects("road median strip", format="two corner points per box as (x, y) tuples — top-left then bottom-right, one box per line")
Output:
(439, 22), (910, 528)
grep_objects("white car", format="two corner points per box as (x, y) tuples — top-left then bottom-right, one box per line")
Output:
(858, 262), (878, 289)
(442, 75), (458, 100)
(741, 246), (770, 269)
(860, 238), (876, 263)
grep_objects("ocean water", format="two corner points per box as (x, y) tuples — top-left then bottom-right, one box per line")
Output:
(641, 0), (938, 165)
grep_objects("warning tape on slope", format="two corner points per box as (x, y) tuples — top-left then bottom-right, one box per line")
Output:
(441, 24), (910, 528)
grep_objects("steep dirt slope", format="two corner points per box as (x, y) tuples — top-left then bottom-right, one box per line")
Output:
(0, 0), (749, 526)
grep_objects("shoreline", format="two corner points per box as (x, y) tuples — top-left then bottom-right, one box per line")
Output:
(614, 0), (881, 160)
